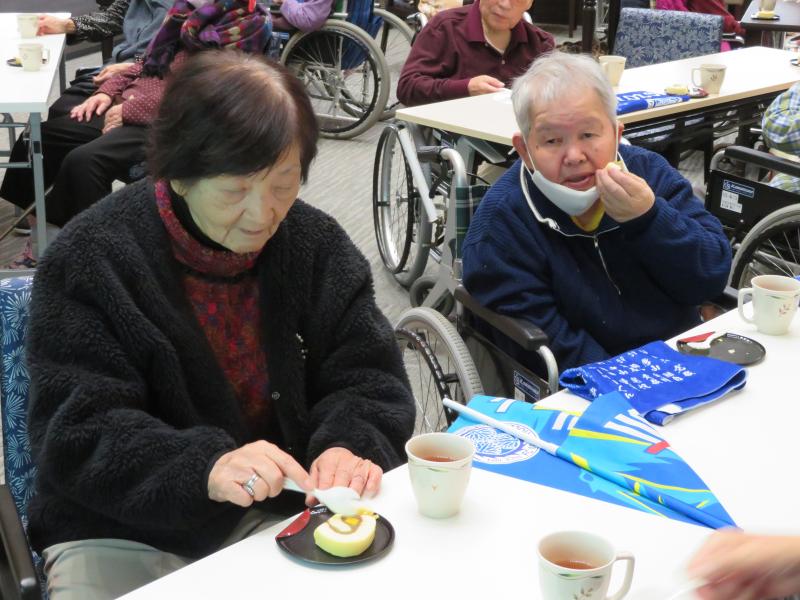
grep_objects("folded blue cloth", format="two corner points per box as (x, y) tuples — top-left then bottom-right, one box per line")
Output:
(617, 90), (690, 115)
(559, 341), (747, 425)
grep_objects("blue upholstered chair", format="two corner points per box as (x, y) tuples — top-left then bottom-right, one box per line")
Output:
(0, 275), (44, 600)
(613, 8), (723, 67)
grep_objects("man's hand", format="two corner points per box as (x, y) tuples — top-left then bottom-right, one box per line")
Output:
(102, 104), (123, 133)
(688, 530), (800, 600)
(37, 15), (75, 35)
(595, 163), (655, 223)
(93, 62), (136, 85)
(467, 75), (506, 96)
(307, 447), (382, 506)
(207, 441), (312, 507)
(70, 93), (113, 122)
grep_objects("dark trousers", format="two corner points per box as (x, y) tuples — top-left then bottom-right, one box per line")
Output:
(0, 112), (147, 228)
(48, 69), (101, 119)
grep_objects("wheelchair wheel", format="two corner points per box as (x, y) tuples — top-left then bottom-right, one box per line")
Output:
(373, 125), (432, 284)
(373, 8), (413, 120)
(409, 273), (455, 316)
(280, 20), (390, 139)
(396, 307), (483, 434)
(730, 204), (800, 289)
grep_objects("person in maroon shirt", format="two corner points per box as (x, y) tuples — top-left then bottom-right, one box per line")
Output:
(687, 0), (745, 36)
(396, 0), (554, 107)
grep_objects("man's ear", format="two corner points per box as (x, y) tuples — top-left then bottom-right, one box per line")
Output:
(512, 132), (533, 170)
(617, 120), (625, 140)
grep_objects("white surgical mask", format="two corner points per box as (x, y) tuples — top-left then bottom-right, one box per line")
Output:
(521, 127), (622, 217)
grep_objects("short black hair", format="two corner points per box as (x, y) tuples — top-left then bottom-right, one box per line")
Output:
(147, 50), (318, 183)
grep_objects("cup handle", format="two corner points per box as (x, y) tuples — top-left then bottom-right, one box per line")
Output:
(691, 68), (701, 88)
(738, 287), (755, 324)
(606, 551), (635, 600)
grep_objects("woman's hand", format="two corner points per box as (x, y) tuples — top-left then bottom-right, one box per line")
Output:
(70, 93), (113, 122)
(595, 164), (655, 223)
(207, 441), (312, 507)
(307, 447), (382, 506)
(102, 104), (123, 133)
(688, 530), (800, 600)
(37, 15), (75, 35)
(93, 62), (136, 85)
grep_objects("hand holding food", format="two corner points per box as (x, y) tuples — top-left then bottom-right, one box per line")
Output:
(596, 161), (655, 223)
(308, 447), (382, 506)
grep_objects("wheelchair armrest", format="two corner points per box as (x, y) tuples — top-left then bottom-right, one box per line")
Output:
(0, 485), (39, 600)
(723, 145), (800, 178)
(722, 33), (745, 45)
(454, 286), (549, 352)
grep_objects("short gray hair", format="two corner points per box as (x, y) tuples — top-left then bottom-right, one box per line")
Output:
(511, 52), (617, 138)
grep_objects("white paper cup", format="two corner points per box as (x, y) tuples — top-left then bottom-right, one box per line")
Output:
(19, 43), (46, 72)
(539, 531), (635, 600)
(599, 55), (626, 87)
(738, 274), (800, 335)
(17, 14), (39, 39)
(405, 432), (474, 518)
(691, 63), (726, 94)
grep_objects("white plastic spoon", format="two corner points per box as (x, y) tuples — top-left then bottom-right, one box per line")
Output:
(282, 478), (370, 517)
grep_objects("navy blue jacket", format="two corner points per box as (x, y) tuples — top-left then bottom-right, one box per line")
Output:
(462, 144), (731, 371)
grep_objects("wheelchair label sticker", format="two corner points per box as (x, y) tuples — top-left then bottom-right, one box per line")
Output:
(513, 370), (541, 402)
(720, 180), (753, 214)
(457, 423), (540, 464)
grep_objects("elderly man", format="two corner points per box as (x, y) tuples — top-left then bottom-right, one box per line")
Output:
(395, 0), (554, 107)
(462, 52), (731, 371)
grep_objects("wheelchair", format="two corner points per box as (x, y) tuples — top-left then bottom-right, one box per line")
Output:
(704, 145), (800, 289)
(274, 0), (413, 139)
(390, 147), (559, 434)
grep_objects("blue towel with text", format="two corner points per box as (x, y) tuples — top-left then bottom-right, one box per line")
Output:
(617, 90), (690, 115)
(559, 341), (747, 425)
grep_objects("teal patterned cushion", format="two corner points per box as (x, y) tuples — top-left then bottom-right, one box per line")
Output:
(614, 8), (723, 67)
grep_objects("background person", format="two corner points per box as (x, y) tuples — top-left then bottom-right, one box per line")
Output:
(26, 49), (415, 600)
(762, 81), (800, 193)
(462, 52), (731, 371)
(688, 530), (800, 600)
(395, 0), (554, 107)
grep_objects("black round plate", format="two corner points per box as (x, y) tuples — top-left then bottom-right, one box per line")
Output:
(676, 332), (766, 366)
(275, 506), (395, 566)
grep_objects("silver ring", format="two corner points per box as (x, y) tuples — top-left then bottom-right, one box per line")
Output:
(242, 473), (259, 497)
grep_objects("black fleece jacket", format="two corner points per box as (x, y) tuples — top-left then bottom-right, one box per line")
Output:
(26, 179), (415, 557)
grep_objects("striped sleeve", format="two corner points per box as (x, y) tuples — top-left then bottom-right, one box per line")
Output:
(68, 0), (130, 44)
(762, 82), (800, 156)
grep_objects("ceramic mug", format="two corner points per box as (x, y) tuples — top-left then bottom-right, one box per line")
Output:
(759, 0), (777, 11)
(18, 43), (48, 72)
(691, 64), (726, 94)
(539, 531), (635, 600)
(738, 274), (800, 335)
(405, 432), (474, 518)
(599, 55), (626, 87)
(17, 14), (39, 39)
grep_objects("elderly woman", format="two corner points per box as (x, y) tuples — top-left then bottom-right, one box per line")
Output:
(395, 0), (554, 107)
(26, 50), (415, 600)
(462, 52), (731, 371)
(0, 0), (271, 268)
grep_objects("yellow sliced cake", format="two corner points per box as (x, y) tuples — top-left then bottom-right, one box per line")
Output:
(314, 513), (378, 557)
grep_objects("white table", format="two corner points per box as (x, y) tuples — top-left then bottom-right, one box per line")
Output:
(395, 46), (800, 146)
(0, 13), (70, 255)
(121, 308), (800, 600)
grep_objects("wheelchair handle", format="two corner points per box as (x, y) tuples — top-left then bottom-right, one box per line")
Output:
(723, 145), (800, 178)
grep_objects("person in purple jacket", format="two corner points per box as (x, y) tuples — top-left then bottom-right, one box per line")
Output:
(396, 0), (554, 106)
(462, 52), (731, 372)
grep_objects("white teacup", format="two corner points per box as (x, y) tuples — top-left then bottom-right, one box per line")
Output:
(738, 274), (800, 335)
(18, 43), (48, 72)
(539, 531), (635, 600)
(599, 55), (626, 87)
(759, 0), (777, 11)
(405, 432), (474, 518)
(17, 14), (39, 39)
(691, 63), (726, 94)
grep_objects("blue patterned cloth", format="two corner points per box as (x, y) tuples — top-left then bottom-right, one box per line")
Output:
(0, 275), (45, 595)
(559, 341), (747, 425)
(614, 8), (723, 67)
(617, 90), (690, 115)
